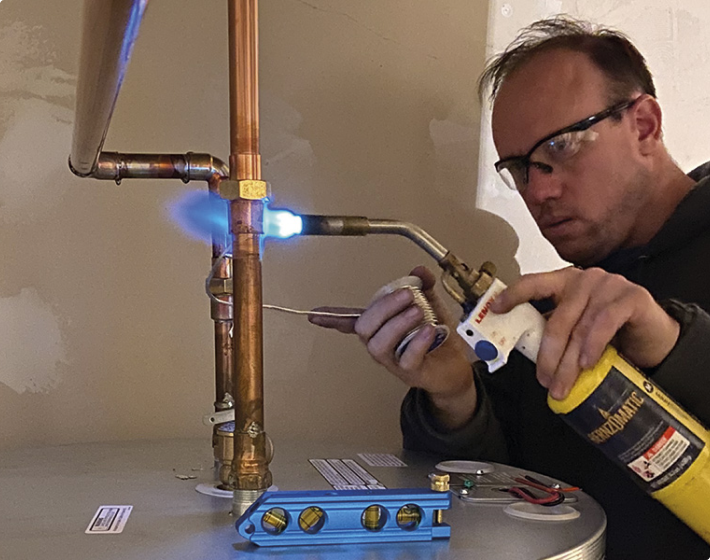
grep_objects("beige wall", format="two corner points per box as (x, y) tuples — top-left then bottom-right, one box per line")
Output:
(5, 0), (705, 453)
(0, 0), (500, 450)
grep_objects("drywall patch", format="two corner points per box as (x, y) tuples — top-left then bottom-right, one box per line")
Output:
(0, 288), (67, 394)
(0, 20), (75, 104)
(0, 99), (73, 223)
(0, 20), (75, 223)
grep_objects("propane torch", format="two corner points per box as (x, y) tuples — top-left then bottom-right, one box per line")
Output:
(293, 212), (710, 545)
(173, 197), (710, 544)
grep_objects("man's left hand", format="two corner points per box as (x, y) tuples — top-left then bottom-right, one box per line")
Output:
(490, 267), (680, 399)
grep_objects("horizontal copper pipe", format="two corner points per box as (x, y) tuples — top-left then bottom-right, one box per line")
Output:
(70, 0), (149, 176)
(70, 152), (229, 183)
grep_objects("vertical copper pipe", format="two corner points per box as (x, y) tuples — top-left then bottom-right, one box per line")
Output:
(213, 321), (233, 405)
(227, 0), (272, 510)
(208, 175), (235, 483)
(208, 175), (234, 403)
(229, 0), (261, 180)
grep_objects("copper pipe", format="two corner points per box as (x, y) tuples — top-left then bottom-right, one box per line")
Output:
(207, 173), (234, 482)
(213, 321), (233, 404)
(69, 0), (241, 492)
(208, 175), (234, 407)
(229, 0), (261, 180)
(227, 0), (272, 511)
(70, 0), (149, 176)
(70, 152), (229, 183)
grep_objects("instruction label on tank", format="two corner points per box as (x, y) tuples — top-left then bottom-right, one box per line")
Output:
(358, 453), (407, 467)
(85, 505), (133, 534)
(309, 459), (386, 490)
(563, 367), (704, 492)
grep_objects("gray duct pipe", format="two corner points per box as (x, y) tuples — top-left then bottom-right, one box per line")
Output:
(70, 0), (149, 176)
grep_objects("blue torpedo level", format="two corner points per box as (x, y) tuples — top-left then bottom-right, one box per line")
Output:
(235, 488), (451, 546)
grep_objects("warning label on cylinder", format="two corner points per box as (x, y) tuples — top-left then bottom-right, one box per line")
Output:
(626, 427), (690, 482)
(562, 367), (704, 493)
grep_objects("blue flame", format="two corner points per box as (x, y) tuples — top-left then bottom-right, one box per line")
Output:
(168, 190), (303, 244)
(264, 207), (303, 238)
(168, 191), (230, 244)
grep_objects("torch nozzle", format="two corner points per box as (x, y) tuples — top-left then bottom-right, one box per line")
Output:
(300, 215), (372, 237)
(298, 214), (497, 307)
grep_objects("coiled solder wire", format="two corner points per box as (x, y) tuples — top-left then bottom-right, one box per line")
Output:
(369, 276), (449, 360)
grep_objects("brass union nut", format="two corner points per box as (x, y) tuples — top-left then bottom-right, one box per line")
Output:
(429, 472), (450, 492)
(220, 179), (270, 201)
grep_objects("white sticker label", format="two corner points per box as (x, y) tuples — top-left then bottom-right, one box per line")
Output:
(85, 505), (133, 534)
(358, 453), (407, 467)
(627, 427), (690, 482)
(309, 459), (385, 489)
(342, 459), (380, 485)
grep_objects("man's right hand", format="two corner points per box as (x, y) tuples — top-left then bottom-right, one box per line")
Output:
(308, 266), (478, 429)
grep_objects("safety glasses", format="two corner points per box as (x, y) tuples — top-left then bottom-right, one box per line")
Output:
(494, 97), (641, 193)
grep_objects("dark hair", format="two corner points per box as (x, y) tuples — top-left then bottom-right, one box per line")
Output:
(478, 16), (657, 106)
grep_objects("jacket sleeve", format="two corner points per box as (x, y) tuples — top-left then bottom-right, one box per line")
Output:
(649, 300), (710, 428)
(400, 361), (510, 462)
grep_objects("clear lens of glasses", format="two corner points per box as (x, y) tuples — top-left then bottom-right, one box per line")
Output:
(497, 167), (519, 191)
(533, 129), (598, 166)
(496, 128), (599, 193)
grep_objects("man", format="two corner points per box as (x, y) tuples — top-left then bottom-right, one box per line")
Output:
(311, 17), (710, 559)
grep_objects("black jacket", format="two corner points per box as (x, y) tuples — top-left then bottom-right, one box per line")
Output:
(401, 164), (710, 559)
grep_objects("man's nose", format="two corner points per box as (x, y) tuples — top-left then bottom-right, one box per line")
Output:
(523, 164), (563, 205)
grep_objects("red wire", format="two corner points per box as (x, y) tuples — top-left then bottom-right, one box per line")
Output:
(507, 486), (564, 505)
(517, 475), (580, 493)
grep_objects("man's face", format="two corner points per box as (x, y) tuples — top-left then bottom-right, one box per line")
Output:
(491, 49), (651, 266)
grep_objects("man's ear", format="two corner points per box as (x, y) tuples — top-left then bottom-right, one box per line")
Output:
(634, 95), (663, 155)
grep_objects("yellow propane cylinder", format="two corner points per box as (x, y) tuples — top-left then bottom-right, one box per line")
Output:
(548, 346), (710, 543)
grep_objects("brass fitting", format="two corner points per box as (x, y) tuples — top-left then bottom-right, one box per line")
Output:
(429, 472), (450, 492)
(469, 261), (497, 300)
(429, 472), (450, 526)
(440, 256), (498, 306)
(209, 277), (233, 297)
(215, 423), (235, 490)
(219, 179), (270, 201)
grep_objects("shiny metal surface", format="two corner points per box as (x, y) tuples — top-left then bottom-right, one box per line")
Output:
(0, 439), (606, 559)
(70, 0), (149, 175)
(297, 215), (497, 304)
(226, 0), (272, 500)
(89, 152), (229, 183)
(367, 219), (449, 262)
(69, 0), (273, 499)
(299, 216), (449, 262)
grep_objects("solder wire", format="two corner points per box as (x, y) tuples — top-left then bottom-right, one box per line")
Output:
(410, 286), (438, 325)
(263, 304), (361, 319)
(205, 251), (445, 325)
(205, 248), (361, 319)
(370, 276), (450, 360)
